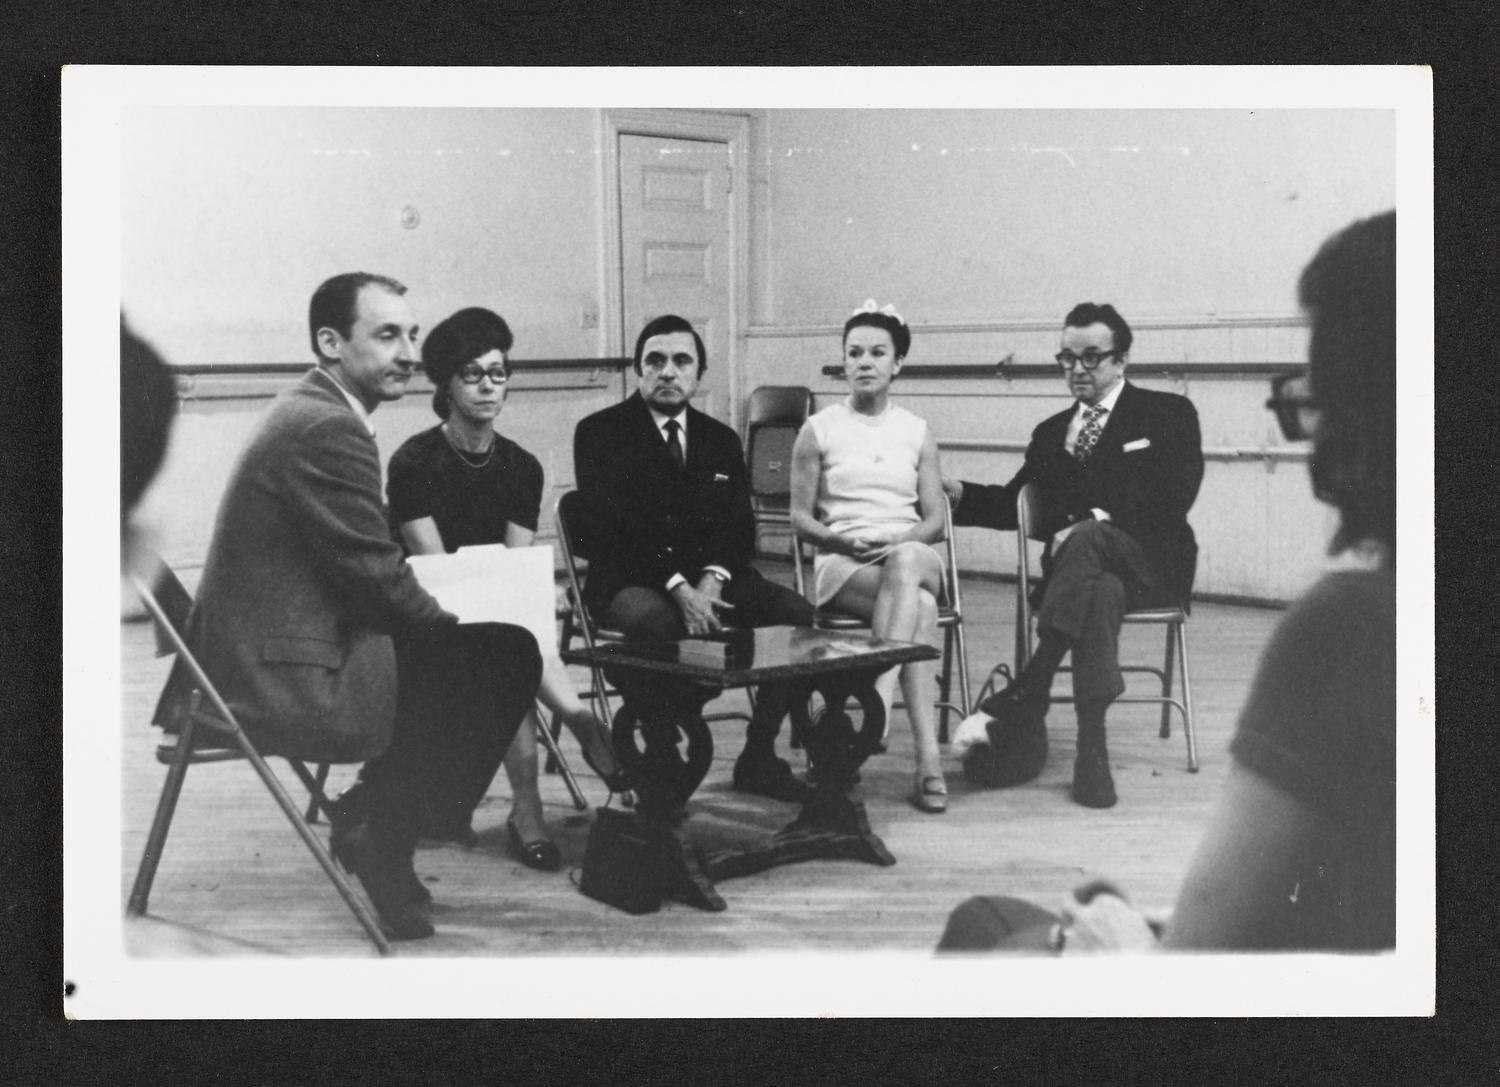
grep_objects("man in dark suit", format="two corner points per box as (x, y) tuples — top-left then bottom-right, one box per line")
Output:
(573, 314), (815, 806)
(159, 273), (541, 938)
(945, 302), (1203, 808)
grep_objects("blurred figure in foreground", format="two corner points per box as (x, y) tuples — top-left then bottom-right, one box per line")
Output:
(121, 317), (178, 552)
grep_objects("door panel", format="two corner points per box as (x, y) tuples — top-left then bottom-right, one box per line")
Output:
(618, 133), (733, 423)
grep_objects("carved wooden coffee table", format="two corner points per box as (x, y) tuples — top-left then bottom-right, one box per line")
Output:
(562, 625), (939, 912)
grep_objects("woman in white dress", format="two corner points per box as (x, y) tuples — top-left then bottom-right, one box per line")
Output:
(789, 301), (949, 812)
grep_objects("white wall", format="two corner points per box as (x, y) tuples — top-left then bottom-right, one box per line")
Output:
(122, 107), (607, 364)
(122, 106), (1394, 602)
(748, 108), (1395, 326)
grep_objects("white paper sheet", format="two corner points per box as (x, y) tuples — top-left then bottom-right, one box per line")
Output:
(405, 543), (555, 646)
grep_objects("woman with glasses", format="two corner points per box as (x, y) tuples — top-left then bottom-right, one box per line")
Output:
(349, 307), (622, 874)
(789, 301), (951, 813)
(943, 211), (1398, 952)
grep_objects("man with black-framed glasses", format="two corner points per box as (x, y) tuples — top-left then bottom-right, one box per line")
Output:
(943, 302), (1203, 807)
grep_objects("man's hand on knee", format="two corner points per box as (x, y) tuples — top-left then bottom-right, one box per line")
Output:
(671, 581), (734, 636)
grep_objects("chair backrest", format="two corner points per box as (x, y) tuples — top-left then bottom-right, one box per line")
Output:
(127, 554), (241, 736)
(1015, 483), (1045, 608)
(553, 490), (617, 645)
(745, 386), (812, 502)
(136, 551), (195, 658)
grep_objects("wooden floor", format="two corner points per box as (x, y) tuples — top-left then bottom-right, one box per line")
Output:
(118, 568), (1279, 959)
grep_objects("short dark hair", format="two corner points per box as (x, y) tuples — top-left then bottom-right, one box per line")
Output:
(1063, 302), (1133, 357)
(1300, 210), (1396, 557)
(421, 307), (515, 419)
(633, 314), (706, 377)
(307, 272), (406, 362)
(843, 309), (911, 359)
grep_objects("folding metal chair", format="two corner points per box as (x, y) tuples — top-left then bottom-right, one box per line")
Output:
(125, 553), (391, 954)
(978, 482), (1198, 772)
(792, 495), (972, 742)
(745, 385), (813, 558)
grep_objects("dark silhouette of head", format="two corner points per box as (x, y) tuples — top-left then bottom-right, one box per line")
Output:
(1300, 210), (1396, 557)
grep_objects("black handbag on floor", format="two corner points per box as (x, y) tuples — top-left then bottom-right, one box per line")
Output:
(579, 807), (663, 915)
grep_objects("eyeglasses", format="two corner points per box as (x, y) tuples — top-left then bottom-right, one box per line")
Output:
(1266, 371), (1319, 441)
(457, 364), (509, 385)
(1055, 350), (1120, 371)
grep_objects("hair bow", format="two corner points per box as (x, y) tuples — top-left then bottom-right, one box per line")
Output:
(853, 298), (904, 324)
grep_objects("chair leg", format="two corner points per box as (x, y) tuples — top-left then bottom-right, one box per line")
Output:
(535, 706), (590, 811)
(1160, 624), (1177, 739)
(232, 735), (391, 954)
(937, 625), (955, 744)
(127, 713), (201, 917)
(1015, 589), (1030, 676)
(1177, 621), (1198, 773)
(286, 759), (339, 823)
(953, 619), (972, 719)
(588, 665), (615, 731)
(304, 762), (331, 824)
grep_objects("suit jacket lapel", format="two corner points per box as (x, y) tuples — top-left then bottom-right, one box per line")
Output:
(1093, 381), (1138, 459)
(629, 392), (682, 471)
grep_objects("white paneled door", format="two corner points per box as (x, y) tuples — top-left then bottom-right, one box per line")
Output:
(617, 133), (734, 425)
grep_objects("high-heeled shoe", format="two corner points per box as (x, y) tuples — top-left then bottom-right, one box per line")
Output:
(506, 816), (562, 872)
(569, 711), (633, 792)
(910, 772), (949, 814)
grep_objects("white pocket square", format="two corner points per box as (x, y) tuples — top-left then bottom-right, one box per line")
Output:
(1122, 438), (1151, 452)
(713, 472), (730, 482)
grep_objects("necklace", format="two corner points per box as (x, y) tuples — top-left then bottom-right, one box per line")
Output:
(442, 423), (496, 469)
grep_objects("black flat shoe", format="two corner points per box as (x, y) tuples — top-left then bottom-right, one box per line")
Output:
(507, 817), (562, 872)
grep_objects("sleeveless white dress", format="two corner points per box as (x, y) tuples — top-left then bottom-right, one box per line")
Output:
(807, 400), (943, 606)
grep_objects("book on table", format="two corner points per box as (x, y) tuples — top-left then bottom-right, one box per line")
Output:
(676, 628), (757, 667)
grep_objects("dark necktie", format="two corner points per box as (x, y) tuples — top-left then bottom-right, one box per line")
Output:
(664, 418), (685, 470)
(1074, 404), (1107, 464)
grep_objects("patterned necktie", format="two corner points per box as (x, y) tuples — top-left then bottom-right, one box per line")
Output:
(1074, 404), (1107, 464)
(664, 417), (685, 469)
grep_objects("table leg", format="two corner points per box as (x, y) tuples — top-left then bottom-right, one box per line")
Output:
(705, 664), (896, 881)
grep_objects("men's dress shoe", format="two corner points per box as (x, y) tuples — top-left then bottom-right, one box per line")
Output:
(332, 825), (434, 940)
(507, 817), (562, 872)
(732, 755), (814, 803)
(359, 866), (436, 941)
(331, 821), (431, 907)
(1071, 746), (1118, 809)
